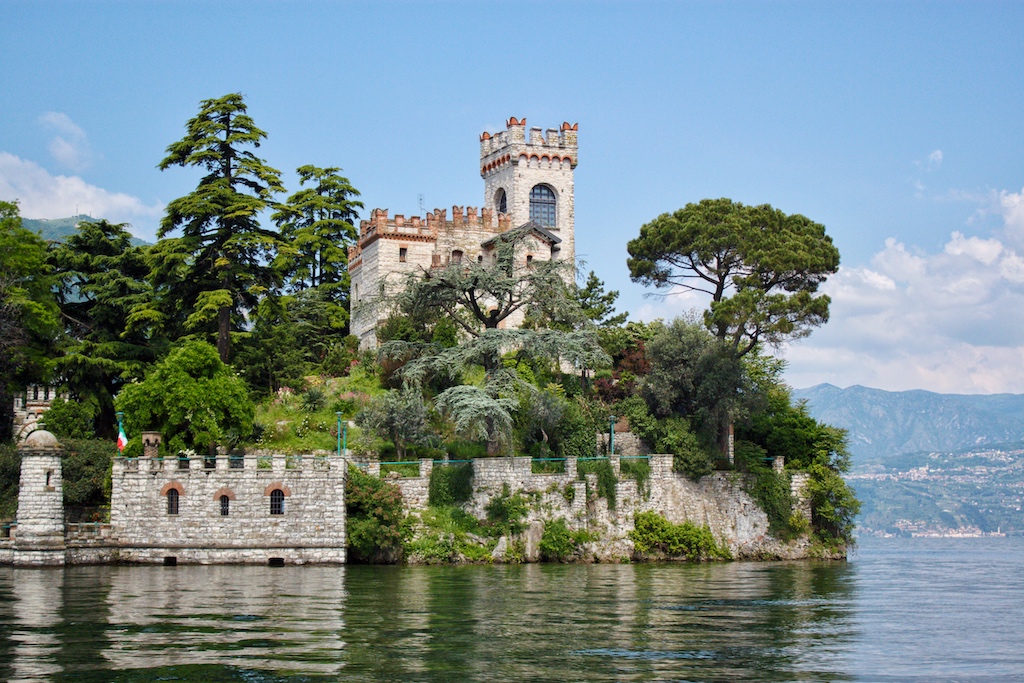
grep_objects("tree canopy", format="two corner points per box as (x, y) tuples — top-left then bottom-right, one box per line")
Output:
(49, 219), (157, 436)
(627, 198), (839, 356)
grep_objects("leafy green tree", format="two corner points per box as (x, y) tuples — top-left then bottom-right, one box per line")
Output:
(0, 200), (60, 440)
(641, 317), (748, 453)
(627, 198), (839, 357)
(357, 388), (431, 459)
(115, 340), (254, 454)
(135, 93), (285, 362)
(806, 462), (861, 546)
(49, 219), (158, 436)
(273, 165), (362, 334)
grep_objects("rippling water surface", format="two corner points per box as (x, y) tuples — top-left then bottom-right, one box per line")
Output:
(0, 537), (1022, 682)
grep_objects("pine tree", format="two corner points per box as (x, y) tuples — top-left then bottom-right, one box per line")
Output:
(137, 93), (285, 362)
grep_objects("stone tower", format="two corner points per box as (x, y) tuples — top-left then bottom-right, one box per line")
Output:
(480, 117), (578, 266)
(14, 430), (66, 565)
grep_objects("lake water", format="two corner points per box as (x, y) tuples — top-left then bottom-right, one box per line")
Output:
(1, 537), (1022, 682)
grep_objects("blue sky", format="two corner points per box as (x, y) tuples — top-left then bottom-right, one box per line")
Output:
(3, 1), (1023, 394)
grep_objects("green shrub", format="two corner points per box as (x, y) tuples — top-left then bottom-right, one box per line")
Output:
(539, 518), (576, 561)
(562, 482), (576, 504)
(61, 438), (113, 510)
(301, 386), (327, 413)
(484, 484), (529, 535)
(446, 439), (488, 460)
(346, 465), (408, 563)
(630, 511), (731, 560)
(577, 458), (617, 508)
(735, 440), (800, 540)
(428, 462), (474, 507)
(406, 506), (490, 563)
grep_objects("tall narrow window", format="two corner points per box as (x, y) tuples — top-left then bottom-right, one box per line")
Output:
(167, 489), (179, 515)
(220, 495), (230, 516)
(451, 250), (463, 264)
(399, 247), (408, 262)
(270, 489), (285, 515)
(495, 188), (507, 214)
(529, 185), (556, 228)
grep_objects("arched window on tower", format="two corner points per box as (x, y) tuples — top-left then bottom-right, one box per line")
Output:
(167, 489), (179, 516)
(529, 185), (556, 228)
(495, 188), (507, 214)
(220, 495), (230, 516)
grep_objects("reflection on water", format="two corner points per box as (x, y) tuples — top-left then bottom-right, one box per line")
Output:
(1, 541), (1018, 682)
(102, 565), (345, 676)
(0, 559), (859, 682)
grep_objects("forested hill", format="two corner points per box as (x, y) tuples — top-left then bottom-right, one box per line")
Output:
(792, 384), (1024, 466)
(22, 215), (149, 245)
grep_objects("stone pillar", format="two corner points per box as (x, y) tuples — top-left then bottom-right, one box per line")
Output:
(419, 458), (434, 479)
(609, 452), (621, 477)
(14, 430), (66, 566)
(565, 456), (577, 479)
(773, 456), (785, 473)
(790, 472), (812, 523)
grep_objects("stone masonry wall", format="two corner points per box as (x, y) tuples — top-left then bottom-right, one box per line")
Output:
(109, 454), (347, 564)
(375, 453), (814, 559)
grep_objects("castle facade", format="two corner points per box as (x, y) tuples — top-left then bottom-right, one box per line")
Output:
(348, 117), (579, 347)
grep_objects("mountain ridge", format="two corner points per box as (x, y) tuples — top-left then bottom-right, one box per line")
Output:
(792, 383), (1024, 465)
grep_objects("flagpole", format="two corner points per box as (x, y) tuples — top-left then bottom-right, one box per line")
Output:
(116, 411), (125, 456)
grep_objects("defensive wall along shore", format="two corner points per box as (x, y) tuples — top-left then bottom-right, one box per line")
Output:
(2, 429), (814, 566)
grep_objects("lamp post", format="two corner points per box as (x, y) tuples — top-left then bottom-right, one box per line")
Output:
(608, 415), (616, 457)
(336, 412), (342, 457)
(343, 421), (348, 456)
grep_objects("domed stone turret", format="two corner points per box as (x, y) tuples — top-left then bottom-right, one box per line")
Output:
(22, 429), (61, 451)
(14, 430), (66, 565)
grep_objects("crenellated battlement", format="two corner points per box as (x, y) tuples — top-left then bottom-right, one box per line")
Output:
(351, 206), (512, 259)
(480, 117), (578, 176)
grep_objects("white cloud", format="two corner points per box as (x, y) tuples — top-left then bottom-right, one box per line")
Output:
(998, 187), (1024, 247)
(39, 112), (93, 172)
(785, 211), (1024, 393)
(928, 149), (943, 166)
(0, 152), (163, 239)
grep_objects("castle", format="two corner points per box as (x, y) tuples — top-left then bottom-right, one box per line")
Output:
(348, 117), (579, 347)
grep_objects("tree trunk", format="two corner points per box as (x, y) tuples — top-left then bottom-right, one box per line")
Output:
(485, 416), (500, 456)
(218, 306), (230, 363)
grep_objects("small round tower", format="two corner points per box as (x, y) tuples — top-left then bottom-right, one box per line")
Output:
(14, 429), (66, 566)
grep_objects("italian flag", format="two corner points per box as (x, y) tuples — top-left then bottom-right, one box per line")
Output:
(117, 425), (128, 452)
